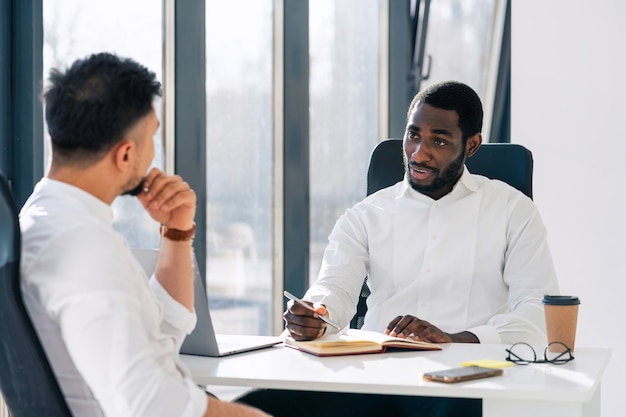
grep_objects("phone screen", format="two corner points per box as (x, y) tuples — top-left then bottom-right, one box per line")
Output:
(423, 366), (503, 383)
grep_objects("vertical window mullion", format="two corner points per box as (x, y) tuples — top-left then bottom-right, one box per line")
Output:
(282, 0), (309, 305)
(12, 0), (44, 207)
(174, 0), (207, 282)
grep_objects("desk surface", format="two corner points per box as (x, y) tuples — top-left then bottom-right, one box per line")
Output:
(181, 342), (611, 404)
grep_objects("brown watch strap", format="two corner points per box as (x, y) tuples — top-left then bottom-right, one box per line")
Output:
(160, 223), (196, 241)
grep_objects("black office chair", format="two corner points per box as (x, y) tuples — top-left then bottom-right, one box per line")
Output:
(0, 171), (72, 416)
(349, 139), (534, 329)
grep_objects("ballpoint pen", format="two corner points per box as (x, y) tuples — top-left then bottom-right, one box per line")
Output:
(283, 290), (342, 330)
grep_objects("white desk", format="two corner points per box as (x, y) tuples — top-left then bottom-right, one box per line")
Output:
(181, 343), (611, 417)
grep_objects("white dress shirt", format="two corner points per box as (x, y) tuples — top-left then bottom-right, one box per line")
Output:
(19, 178), (208, 417)
(305, 167), (559, 345)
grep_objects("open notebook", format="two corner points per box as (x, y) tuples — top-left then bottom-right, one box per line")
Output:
(132, 249), (281, 357)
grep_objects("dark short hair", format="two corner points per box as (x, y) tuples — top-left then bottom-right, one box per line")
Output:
(44, 52), (162, 165)
(407, 80), (483, 142)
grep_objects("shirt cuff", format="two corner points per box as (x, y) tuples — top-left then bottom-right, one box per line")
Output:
(149, 274), (197, 334)
(466, 325), (501, 344)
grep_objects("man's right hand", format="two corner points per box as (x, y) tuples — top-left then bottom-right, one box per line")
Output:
(283, 300), (328, 341)
(205, 398), (272, 417)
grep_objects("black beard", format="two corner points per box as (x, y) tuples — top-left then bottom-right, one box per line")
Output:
(407, 149), (465, 197)
(122, 178), (146, 196)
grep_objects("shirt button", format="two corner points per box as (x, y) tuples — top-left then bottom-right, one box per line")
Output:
(432, 235), (437, 240)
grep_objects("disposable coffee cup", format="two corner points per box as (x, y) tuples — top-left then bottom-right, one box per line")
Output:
(543, 295), (580, 353)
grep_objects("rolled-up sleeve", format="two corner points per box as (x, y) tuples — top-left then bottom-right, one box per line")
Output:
(149, 275), (198, 338)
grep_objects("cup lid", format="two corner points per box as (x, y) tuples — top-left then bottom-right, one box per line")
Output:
(543, 295), (580, 305)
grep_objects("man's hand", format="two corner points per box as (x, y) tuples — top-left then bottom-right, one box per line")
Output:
(384, 315), (479, 343)
(137, 168), (196, 230)
(136, 168), (197, 310)
(205, 398), (272, 417)
(283, 300), (329, 341)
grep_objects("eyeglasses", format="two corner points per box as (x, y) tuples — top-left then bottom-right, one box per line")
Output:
(505, 341), (574, 365)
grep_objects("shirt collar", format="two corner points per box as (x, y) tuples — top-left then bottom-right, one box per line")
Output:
(37, 178), (114, 225)
(398, 165), (479, 202)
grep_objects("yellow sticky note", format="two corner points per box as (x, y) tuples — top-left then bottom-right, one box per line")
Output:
(460, 359), (513, 369)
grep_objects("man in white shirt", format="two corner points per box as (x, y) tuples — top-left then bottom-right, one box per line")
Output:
(20, 52), (269, 417)
(238, 81), (559, 416)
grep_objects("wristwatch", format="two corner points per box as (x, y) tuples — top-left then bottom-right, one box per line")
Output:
(160, 223), (196, 241)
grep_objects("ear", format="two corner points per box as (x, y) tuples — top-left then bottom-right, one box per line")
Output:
(112, 140), (134, 172)
(465, 133), (482, 158)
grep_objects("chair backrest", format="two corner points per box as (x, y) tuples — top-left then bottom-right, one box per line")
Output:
(366, 139), (533, 199)
(350, 140), (534, 328)
(0, 172), (72, 416)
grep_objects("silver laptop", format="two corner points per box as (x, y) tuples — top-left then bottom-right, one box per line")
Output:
(132, 249), (282, 357)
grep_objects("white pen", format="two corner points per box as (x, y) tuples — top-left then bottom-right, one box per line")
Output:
(283, 290), (341, 330)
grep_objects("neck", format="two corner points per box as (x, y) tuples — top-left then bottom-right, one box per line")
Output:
(48, 163), (120, 205)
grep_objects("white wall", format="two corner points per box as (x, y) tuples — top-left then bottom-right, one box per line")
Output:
(512, 1), (625, 415)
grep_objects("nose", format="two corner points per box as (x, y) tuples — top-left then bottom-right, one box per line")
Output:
(410, 141), (431, 163)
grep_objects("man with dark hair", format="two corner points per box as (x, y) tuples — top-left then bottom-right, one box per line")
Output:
(238, 80), (559, 416)
(20, 53), (269, 417)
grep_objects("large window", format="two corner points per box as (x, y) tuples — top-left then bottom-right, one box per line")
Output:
(204, 0), (274, 335)
(418, 0), (504, 141)
(39, 0), (506, 339)
(43, 0), (164, 248)
(309, 0), (380, 283)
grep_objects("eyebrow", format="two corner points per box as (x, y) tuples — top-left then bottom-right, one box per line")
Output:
(431, 128), (453, 136)
(407, 125), (454, 137)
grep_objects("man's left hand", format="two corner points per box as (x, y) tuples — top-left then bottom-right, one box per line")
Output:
(385, 315), (453, 343)
(385, 315), (480, 343)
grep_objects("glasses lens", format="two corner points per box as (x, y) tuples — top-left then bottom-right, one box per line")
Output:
(545, 342), (573, 364)
(508, 342), (536, 365)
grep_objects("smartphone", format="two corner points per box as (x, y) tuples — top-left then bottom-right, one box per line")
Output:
(423, 366), (503, 383)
